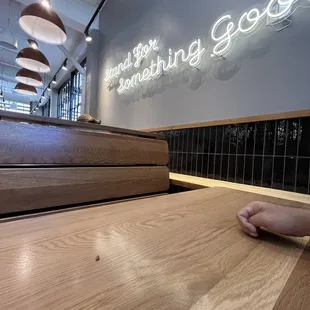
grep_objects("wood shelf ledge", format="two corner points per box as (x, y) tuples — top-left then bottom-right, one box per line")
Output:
(170, 173), (310, 205)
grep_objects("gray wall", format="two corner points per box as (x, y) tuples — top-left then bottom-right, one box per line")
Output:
(93, 0), (310, 129)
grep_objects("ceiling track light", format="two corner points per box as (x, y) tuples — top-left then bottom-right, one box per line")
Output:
(0, 89), (3, 98)
(62, 59), (68, 71)
(47, 84), (51, 91)
(14, 82), (37, 96)
(52, 76), (57, 85)
(15, 68), (43, 87)
(85, 32), (92, 42)
(19, 2), (67, 45)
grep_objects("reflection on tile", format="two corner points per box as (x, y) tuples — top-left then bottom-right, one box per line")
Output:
(286, 119), (299, 157)
(299, 119), (310, 157)
(236, 156), (245, 184)
(253, 156), (263, 186)
(255, 122), (265, 155)
(221, 155), (229, 180)
(275, 120), (286, 156)
(158, 116), (310, 194)
(197, 154), (203, 177)
(273, 157), (284, 189)
(244, 156), (253, 185)
(228, 155), (236, 182)
(297, 158), (309, 194)
(203, 127), (210, 153)
(208, 154), (215, 177)
(237, 124), (247, 154)
(209, 127), (216, 154)
(197, 128), (204, 153)
(215, 155), (221, 180)
(191, 154), (197, 176)
(262, 156), (273, 188)
(202, 154), (209, 178)
(216, 127), (224, 154)
(223, 126), (230, 153)
(229, 125), (238, 154)
(246, 123), (255, 155)
(264, 122), (276, 155)
(284, 157), (296, 192)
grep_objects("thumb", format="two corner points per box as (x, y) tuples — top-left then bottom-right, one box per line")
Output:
(249, 211), (268, 229)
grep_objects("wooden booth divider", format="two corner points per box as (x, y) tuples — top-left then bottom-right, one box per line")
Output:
(0, 111), (169, 215)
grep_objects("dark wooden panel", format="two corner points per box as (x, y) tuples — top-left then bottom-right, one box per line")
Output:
(0, 166), (169, 214)
(0, 122), (168, 165)
(0, 110), (164, 139)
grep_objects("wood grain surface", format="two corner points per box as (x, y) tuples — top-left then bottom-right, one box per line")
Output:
(0, 166), (169, 214)
(170, 173), (310, 204)
(0, 110), (164, 139)
(0, 187), (309, 309)
(144, 109), (310, 132)
(0, 121), (168, 165)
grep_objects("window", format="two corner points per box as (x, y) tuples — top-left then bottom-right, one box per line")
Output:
(42, 99), (50, 117)
(57, 59), (86, 121)
(71, 71), (83, 121)
(57, 79), (71, 120)
(0, 100), (31, 114)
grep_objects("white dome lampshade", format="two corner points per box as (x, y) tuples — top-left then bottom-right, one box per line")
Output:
(0, 28), (18, 50)
(16, 47), (50, 73)
(19, 3), (67, 45)
(14, 83), (37, 96)
(15, 68), (43, 87)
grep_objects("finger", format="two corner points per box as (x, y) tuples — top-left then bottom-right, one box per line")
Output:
(238, 201), (265, 220)
(236, 213), (258, 236)
(249, 212), (268, 230)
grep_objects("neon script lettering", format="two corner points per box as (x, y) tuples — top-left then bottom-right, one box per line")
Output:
(105, 0), (305, 94)
(117, 39), (206, 94)
(104, 39), (159, 83)
(211, 0), (296, 56)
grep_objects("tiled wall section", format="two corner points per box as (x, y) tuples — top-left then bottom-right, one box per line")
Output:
(158, 118), (310, 194)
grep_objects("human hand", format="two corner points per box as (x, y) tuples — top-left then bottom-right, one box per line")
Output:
(237, 201), (310, 237)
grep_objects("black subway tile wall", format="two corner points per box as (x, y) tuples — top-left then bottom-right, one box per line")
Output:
(158, 117), (310, 194)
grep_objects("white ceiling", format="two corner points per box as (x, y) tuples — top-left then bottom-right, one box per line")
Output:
(81, 0), (101, 7)
(0, 0), (97, 104)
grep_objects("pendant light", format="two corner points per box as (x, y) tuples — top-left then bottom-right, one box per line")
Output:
(16, 39), (50, 73)
(15, 68), (43, 87)
(0, 1), (18, 50)
(19, 1), (67, 45)
(14, 83), (37, 96)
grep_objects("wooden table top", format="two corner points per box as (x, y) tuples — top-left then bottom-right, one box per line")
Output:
(0, 187), (309, 309)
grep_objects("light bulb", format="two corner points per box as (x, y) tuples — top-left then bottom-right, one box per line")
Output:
(40, 0), (51, 8)
(62, 60), (68, 71)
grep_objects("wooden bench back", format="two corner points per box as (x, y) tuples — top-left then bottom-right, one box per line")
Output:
(0, 111), (169, 215)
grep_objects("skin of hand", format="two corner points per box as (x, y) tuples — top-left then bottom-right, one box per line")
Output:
(237, 201), (310, 237)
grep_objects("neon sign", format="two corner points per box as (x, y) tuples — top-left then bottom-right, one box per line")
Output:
(117, 39), (206, 94)
(104, 0), (307, 94)
(211, 0), (296, 57)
